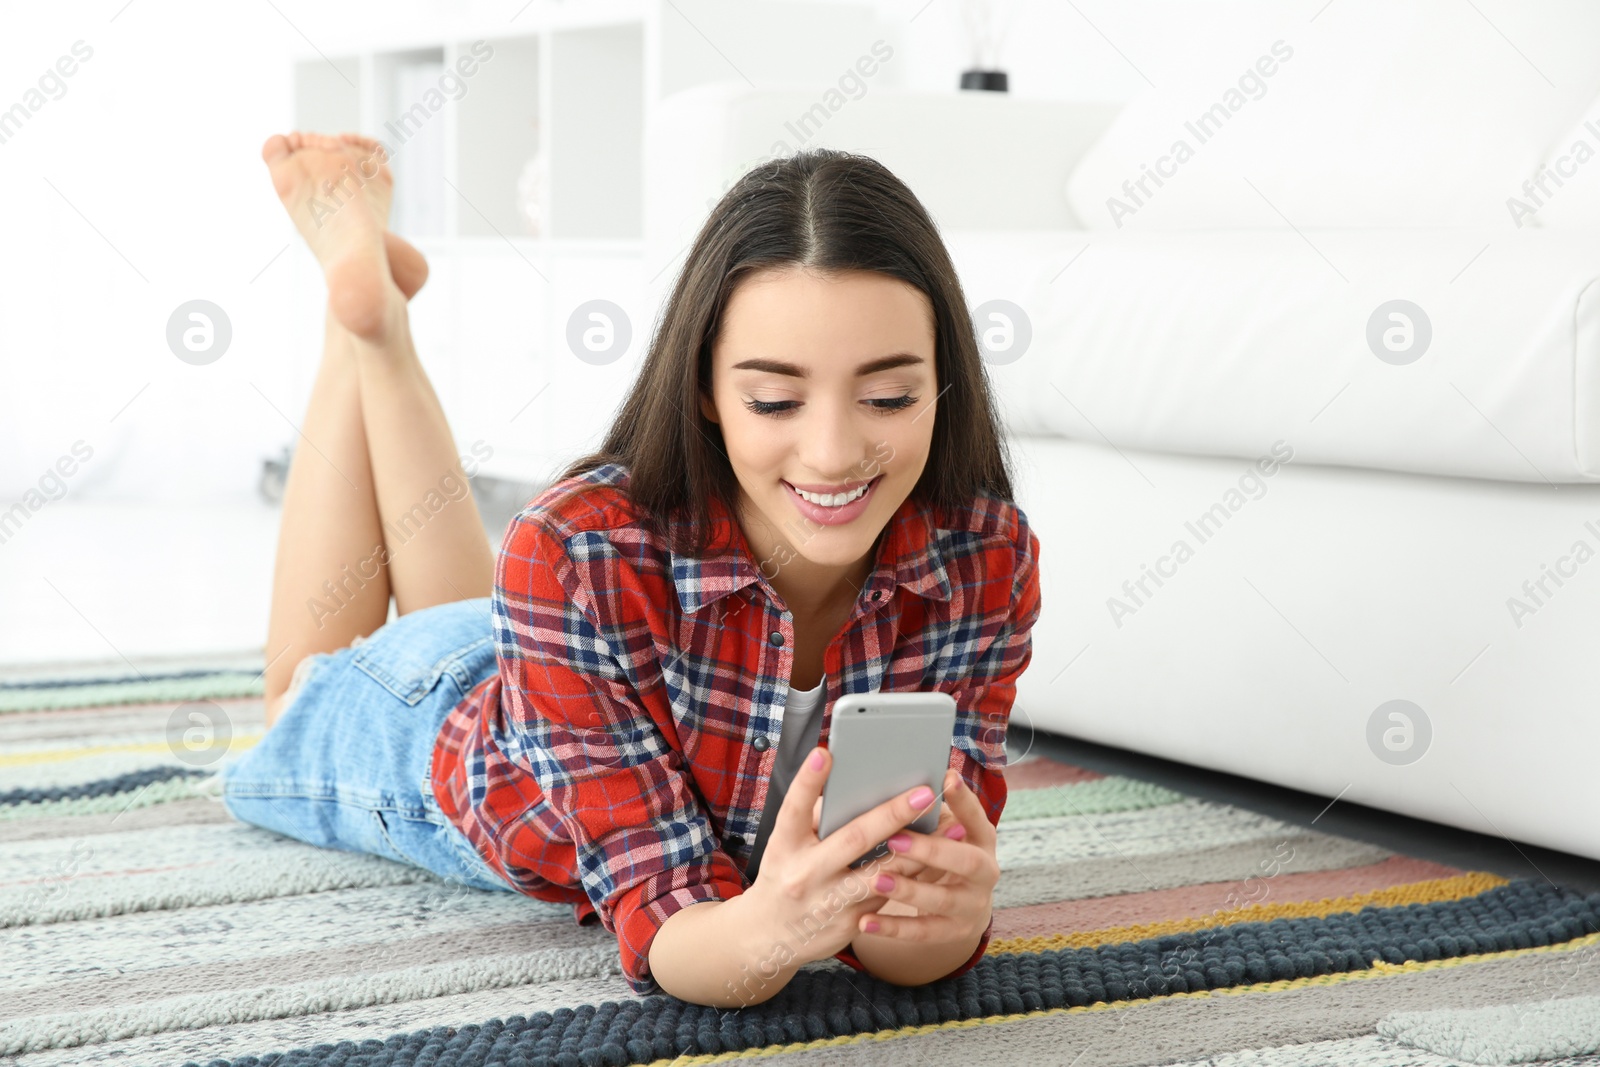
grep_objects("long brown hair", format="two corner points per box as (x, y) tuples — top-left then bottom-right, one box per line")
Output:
(558, 147), (1018, 557)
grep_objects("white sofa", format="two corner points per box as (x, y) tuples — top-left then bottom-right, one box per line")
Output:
(642, 19), (1600, 863)
(964, 226), (1600, 866)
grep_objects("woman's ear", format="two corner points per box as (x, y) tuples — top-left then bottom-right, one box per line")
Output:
(699, 389), (719, 426)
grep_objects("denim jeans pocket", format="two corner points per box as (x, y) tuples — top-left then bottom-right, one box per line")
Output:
(350, 608), (493, 706)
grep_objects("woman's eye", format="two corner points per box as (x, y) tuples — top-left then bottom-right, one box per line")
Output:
(869, 395), (919, 412)
(741, 395), (919, 418)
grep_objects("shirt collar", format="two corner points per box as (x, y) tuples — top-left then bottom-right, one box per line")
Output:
(668, 488), (953, 615)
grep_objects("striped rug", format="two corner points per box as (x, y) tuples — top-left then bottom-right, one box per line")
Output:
(2, 670), (1599, 1066)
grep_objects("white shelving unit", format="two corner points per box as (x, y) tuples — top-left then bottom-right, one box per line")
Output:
(290, 0), (879, 245)
(285, 0), (881, 486)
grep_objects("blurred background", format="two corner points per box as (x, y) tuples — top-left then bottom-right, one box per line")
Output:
(0, 0), (1139, 664)
(4, 0), (1599, 859)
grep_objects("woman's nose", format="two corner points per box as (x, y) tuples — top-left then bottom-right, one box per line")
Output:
(797, 400), (875, 477)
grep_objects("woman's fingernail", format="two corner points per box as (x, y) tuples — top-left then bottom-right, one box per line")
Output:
(863, 920), (880, 934)
(909, 786), (934, 809)
(808, 749), (825, 771)
(886, 833), (912, 852)
(945, 824), (967, 841)
(874, 874), (895, 893)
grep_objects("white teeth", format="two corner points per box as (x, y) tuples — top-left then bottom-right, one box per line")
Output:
(792, 481), (870, 507)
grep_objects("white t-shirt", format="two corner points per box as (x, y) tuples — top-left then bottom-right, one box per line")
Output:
(742, 676), (827, 879)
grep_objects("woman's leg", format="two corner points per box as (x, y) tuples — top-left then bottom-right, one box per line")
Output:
(346, 297), (495, 619)
(260, 132), (493, 727)
(262, 311), (391, 724)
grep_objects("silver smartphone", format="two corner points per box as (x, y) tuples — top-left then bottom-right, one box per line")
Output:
(818, 691), (958, 867)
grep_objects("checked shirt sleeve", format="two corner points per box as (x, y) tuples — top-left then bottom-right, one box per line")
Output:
(836, 510), (1043, 982)
(492, 514), (747, 994)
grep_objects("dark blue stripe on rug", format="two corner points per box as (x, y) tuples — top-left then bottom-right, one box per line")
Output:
(0, 668), (257, 691)
(0, 765), (210, 806)
(190, 879), (1600, 1067)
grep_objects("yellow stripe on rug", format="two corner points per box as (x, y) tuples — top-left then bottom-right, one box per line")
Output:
(0, 734), (265, 767)
(987, 871), (1511, 955)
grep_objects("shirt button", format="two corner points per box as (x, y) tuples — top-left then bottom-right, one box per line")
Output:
(752, 736), (771, 752)
(871, 590), (882, 600)
(768, 631), (784, 647)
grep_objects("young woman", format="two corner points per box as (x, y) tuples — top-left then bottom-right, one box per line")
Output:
(222, 131), (1042, 1009)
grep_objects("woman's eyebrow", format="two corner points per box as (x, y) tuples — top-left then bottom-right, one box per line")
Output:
(729, 352), (925, 379)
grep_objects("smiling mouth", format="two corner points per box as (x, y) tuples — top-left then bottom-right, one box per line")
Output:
(783, 475), (881, 507)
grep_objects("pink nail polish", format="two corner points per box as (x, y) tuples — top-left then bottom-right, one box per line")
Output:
(886, 833), (912, 852)
(945, 824), (967, 841)
(863, 920), (880, 934)
(908, 786), (934, 809)
(874, 874), (894, 893)
(808, 749), (825, 771)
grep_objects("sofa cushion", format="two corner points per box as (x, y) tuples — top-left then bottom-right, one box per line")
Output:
(948, 228), (1600, 483)
(1522, 89), (1600, 228)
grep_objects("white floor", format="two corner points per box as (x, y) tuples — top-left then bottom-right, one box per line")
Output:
(0, 493), (521, 678)
(0, 498), (284, 674)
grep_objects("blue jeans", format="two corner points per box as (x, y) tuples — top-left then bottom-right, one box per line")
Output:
(220, 596), (514, 893)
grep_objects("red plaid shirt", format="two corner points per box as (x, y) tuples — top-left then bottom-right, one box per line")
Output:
(431, 462), (1042, 994)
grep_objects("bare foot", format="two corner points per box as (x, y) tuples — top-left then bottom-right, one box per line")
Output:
(261, 131), (404, 341)
(385, 232), (428, 301)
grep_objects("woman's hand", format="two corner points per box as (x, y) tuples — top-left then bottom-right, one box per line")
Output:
(853, 768), (999, 948)
(742, 746), (942, 968)
(864, 796), (960, 881)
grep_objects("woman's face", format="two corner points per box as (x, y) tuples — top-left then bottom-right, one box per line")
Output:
(700, 266), (938, 592)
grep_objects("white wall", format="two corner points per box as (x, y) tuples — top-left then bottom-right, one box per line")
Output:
(0, 2), (298, 506)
